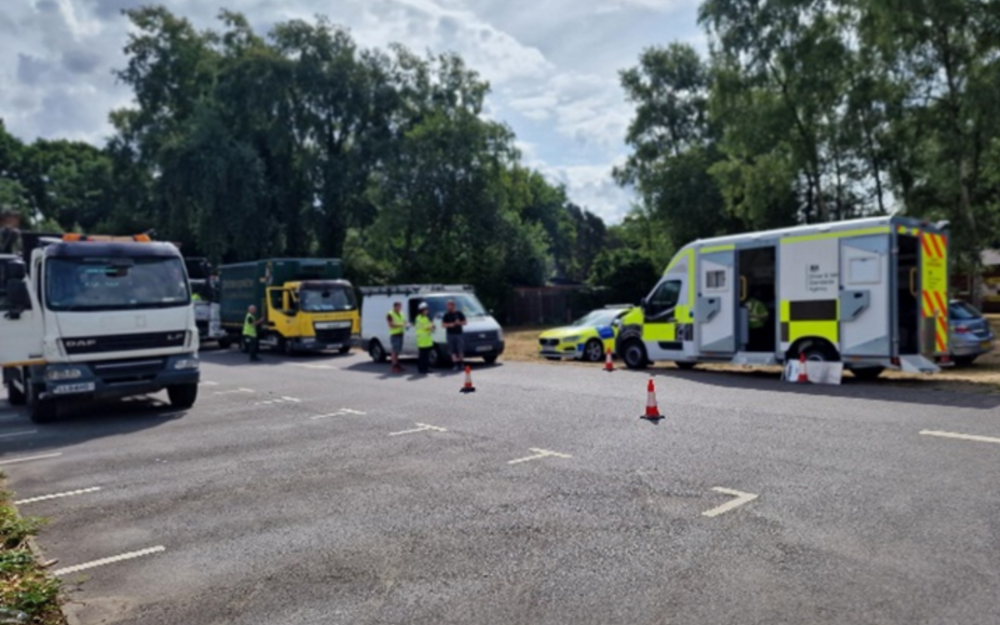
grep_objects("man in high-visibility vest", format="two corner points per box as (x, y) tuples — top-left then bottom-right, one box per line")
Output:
(415, 301), (435, 374)
(386, 301), (407, 374)
(745, 294), (769, 330)
(244, 304), (264, 362)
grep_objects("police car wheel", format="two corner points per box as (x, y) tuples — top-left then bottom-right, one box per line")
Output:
(584, 339), (604, 362)
(621, 340), (648, 370)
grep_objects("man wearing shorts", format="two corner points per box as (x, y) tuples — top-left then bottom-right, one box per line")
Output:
(442, 299), (467, 371)
(386, 301), (407, 374)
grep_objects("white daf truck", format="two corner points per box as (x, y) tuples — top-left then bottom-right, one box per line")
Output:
(1, 233), (201, 422)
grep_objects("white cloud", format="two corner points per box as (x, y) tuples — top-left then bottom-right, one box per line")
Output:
(0, 0), (705, 223)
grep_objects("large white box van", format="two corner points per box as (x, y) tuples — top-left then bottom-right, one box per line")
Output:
(360, 285), (505, 367)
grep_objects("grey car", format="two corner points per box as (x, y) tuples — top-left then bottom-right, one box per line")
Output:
(949, 300), (995, 366)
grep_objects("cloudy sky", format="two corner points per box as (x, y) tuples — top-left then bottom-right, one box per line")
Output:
(0, 0), (705, 224)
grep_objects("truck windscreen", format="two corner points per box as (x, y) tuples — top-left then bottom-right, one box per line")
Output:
(46, 257), (190, 311)
(300, 286), (356, 312)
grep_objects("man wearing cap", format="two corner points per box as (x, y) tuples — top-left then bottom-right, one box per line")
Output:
(415, 301), (435, 375)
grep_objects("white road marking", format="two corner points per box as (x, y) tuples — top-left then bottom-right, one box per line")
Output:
(295, 364), (335, 370)
(214, 388), (254, 396)
(701, 487), (759, 518)
(254, 396), (302, 406)
(53, 546), (165, 576)
(507, 448), (573, 465)
(15, 487), (102, 505)
(389, 423), (448, 436)
(920, 429), (1000, 445)
(0, 452), (62, 466)
(311, 408), (367, 420)
(0, 430), (38, 439)
(199, 381), (219, 386)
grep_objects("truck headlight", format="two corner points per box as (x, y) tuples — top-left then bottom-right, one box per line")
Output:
(173, 358), (200, 370)
(45, 367), (84, 381)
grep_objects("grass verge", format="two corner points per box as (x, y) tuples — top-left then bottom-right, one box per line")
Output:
(0, 473), (63, 625)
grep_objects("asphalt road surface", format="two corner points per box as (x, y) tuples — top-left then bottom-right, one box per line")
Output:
(2, 349), (999, 625)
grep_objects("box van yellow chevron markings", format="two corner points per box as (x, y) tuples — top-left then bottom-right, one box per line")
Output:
(921, 231), (948, 353)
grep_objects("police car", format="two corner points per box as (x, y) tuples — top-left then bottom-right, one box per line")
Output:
(538, 306), (634, 362)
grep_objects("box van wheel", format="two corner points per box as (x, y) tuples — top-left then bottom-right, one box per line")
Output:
(793, 340), (840, 363)
(368, 339), (387, 363)
(621, 339), (648, 370)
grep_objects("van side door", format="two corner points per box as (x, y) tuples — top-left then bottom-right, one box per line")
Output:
(696, 250), (736, 354)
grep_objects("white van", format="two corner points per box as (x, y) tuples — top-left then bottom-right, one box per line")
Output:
(360, 285), (505, 367)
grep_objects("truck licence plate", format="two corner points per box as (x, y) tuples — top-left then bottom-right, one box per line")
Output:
(51, 382), (96, 395)
(315, 321), (352, 330)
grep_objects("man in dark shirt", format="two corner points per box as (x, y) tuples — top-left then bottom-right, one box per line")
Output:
(442, 299), (467, 371)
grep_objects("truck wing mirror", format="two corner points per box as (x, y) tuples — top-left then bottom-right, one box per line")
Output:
(5, 279), (32, 318)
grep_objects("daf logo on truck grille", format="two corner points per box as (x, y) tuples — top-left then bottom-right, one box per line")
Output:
(64, 339), (97, 348)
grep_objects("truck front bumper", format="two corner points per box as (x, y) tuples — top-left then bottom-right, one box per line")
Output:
(33, 353), (201, 401)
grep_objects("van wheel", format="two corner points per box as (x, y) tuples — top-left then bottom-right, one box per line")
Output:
(27, 384), (57, 424)
(797, 341), (840, 363)
(621, 340), (648, 370)
(483, 354), (498, 365)
(428, 346), (447, 369)
(369, 340), (387, 363)
(675, 361), (697, 371)
(167, 383), (198, 409)
(583, 339), (605, 362)
(851, 367), (884, 380)
(339, 345), (351, 355)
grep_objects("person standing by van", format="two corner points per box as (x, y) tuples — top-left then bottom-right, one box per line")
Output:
(442, 299), (467, 371)
(415, 302), (435, 374)
(386, 301), (407, 374)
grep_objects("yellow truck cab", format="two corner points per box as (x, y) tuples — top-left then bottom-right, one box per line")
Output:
(219, 259), (359, 354)
(615, 216), (950, 379)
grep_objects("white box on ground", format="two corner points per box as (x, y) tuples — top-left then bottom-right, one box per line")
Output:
(784, 360), (843, 385)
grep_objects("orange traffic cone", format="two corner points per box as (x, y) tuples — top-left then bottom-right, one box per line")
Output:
(604, 348), (615, 372)
(640, 378), (663, 421)
(796, 352), (809, 384)
(460, 365), (476, 394)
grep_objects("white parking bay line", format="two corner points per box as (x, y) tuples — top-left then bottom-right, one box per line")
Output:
(702, 487), (759, 518)
(389, 423), (448, 436)
(920, 429), (1000, 446)
(0, 452), (62, 466)
(507, 448), (573, 465)
(53, 546), (166, 576)
(16, 486), (102, 505)
(0, 430), (38, 439)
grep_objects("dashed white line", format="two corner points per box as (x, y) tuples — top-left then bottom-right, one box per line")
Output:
(214, 388), (254, 396)
(920, 429), (1000, 445)
(0, 452), (62, 466)
(295, 364), (335, 370)
(311, 408), (367, 420)
(389, 423), (448, 436)
(507, 448), (573, 465)
(0, 430), (38, 439)
(199, 381), (219, 386)
(52, 546), (166, 576)
(702, 487), (759, 518)
(15, 487), (102, 505)
(254, 396), (302, 406)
